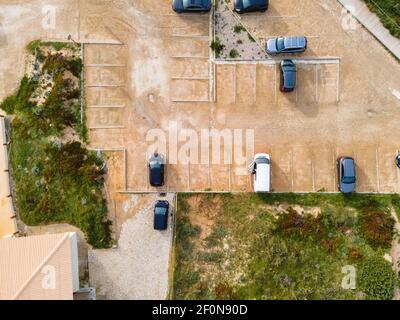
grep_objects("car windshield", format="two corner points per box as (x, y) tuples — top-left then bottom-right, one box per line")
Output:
(242, 0), (253, 9)
(183, 0), (203, 8)
(342, 176), (356, 184)
(276, 38), (285, 51)
(256, 157), (270, 164)
(149, 161), (162, 169)
(155, 206), (166, 215)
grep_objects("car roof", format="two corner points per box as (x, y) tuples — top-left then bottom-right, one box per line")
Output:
(343, 158), (355, 177)
(254, 162), (270, 192)
(283, 36), (307, 49)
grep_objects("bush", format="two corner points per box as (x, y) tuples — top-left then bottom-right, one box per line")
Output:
(229, 49), (240, 59)
(234, 25), (246, 33)
(359, 209), (395, 249)
(358, 255), (396, 300)
(210, 37), (225, 58)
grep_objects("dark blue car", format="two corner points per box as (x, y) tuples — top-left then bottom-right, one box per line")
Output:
(172, 0), (212, 13)
(234, 0), (269, 13)
(280, 59), (296, 92)
(154, 200), (169, 230)
(149, 153), (165, 187)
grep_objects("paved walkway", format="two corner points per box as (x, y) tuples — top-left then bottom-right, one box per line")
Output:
(337, 0), (400, 60)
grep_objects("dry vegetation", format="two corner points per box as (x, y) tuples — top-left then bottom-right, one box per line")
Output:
(173, 193), (400, 300)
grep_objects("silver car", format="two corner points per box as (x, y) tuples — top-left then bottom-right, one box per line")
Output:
(266, 36), (307, 54)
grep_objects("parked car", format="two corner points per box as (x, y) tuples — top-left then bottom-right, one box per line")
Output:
(337, 156), (356, 193)
(234, 0), (269, 13)
(148, 153), (165, 187)
(250, 153), (271, 192)
(154, 200), (169, 230)
(172, 0), (212, 13)
(266, 36), (307, 54)
(280, 59), (296, 92)
(396, 154), (400, 169)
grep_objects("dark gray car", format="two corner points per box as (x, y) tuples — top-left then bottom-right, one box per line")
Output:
(337, 156), (356, 193)
(234, 0), (269, 13)
(149, 153), (165, 187)
(172, 0), (212, 13)
(280, 59), (296, 92)
(266, 36), (307, 54)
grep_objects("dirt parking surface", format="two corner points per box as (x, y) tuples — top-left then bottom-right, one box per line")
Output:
(83, 0), (400, 194)
(88, 193), (175, 300)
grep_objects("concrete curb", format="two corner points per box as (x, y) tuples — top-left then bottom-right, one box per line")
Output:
(337, 0), (400, 60)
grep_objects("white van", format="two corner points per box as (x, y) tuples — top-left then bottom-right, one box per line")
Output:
(250, 153), (271, 193)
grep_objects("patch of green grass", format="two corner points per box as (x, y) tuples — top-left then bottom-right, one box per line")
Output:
(358, 254), (396, 299)
(173, 193), (399, 300)
(1, 44), (111, 248)
(363, 0), (400, 39)
(27, 40), (79, 54)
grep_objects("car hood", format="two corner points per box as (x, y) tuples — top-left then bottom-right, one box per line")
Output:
(340, 181), (356, 193)
(266, 39), (277, 53)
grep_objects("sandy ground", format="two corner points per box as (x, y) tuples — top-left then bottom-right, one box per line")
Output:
(88, 193), (175, 300)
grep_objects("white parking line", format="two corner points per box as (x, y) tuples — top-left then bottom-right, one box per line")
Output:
(274, 63), (277, 102)
(376, 148), (380, 193)
(290, 150), (294, 192)
(337, 63), (340, 102)
(311, 161), (315, 192)
(315, 65), (319, 102)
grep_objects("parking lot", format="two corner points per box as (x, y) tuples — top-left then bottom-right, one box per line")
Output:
(2, 0), (400, 197)
(79, 0), (400, 194)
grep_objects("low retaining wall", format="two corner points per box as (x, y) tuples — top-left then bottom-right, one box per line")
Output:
(0, 116), (18, 238)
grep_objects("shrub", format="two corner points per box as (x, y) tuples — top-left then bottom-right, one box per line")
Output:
(229, 49), (240, 59)
(210, 37), (225, 58)
(359, 209), (395, 249)
(358, 255), (396, 300)
(234, 24), (246, 33)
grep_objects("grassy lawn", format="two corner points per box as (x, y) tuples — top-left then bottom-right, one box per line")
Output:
(173, 193), (399, 300)
(0, 41), (111, 248)
(363, 0), (400, 38)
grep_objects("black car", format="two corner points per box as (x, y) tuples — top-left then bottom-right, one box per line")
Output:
(154, 200), (169, 230)
(149, 153), (165, 187)
(172, 0), (212, 13)
(337, 156), (356, 193)
(280, 59), (296, 92)
(266, 36), (307, 54)
(234, 0), (268, 13)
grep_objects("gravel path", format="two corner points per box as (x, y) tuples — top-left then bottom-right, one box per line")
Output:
(215, 0), (267, 60)
(88, 193), (175, 300)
